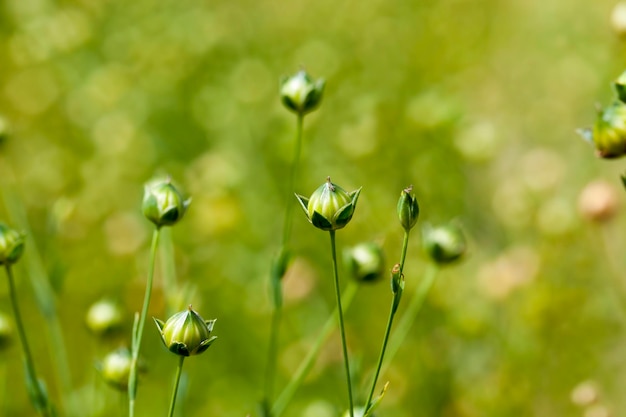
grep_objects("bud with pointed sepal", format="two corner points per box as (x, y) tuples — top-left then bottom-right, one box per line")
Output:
(578, 101), (626, 159)
(280, 70), (325, 115)
(0, 223), (24, 266)
(422, 223), (467, 265)
(154, 306), (217, 357)
(295, 177), (361, 231)
(397, 185), (419, 232)
(344, 242), (385, 283)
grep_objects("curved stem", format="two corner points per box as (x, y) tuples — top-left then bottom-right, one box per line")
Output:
(128, 227), (161, 417)
(5, 265), (52, 417)
(167, 356), (185, 417)
(272, 282), (358, 417)
(382, 263), (438, 375)
(364, 230), (410, 413)
(330, 230), (354, 417)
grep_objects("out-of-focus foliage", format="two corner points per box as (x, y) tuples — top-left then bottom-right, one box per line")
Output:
(0, 0), (625, 416)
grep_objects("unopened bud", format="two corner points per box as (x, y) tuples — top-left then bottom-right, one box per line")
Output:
(142, 178), (191, 228)
(578, 101), (626, 159)
(397, 185), (419, 232)
(0, 223), (25, 266)
(280, 70), (325, 115)
(154, 305), (217, 357)
(423, 223), (467, 265)
(612, 2), (626, 38)
(345, 242), (385, 283)
(296, 177), (361, 231)
(99, 348), (132, 391)
(85, 299), (124, 336)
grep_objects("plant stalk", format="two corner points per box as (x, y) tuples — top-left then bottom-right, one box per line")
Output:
(330, 230), (354, 417)
(128, 227), (161, 417)
(167, 356), (185, 417)
(5, 265), (52, 417)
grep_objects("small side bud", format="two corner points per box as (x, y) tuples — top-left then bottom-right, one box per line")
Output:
(0, 223), (25, 266)
(612, 2), (626, 38)
(99, 348), (133, 391)
(142, 178), (191, 228)
(85, 299), (124, 337)
(397, 185), (419, 232)
(390, 264), (404, 313)
(616, 71), (626, 104)
(154, 305), (217, 357)
(422, 223), (467, 265)
(280, 70), (325, 115)
(344, 242), (385, 283)
(296, 177), (361, 231)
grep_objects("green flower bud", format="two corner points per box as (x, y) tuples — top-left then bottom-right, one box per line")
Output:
(280, 70), (325, 115)
(85, 299), (124, 336)
(616, 71), (626, 104)
(142, 178), (191, 228)
(397, 185), (419, 232)
(99, 348), (133, 391)
(344, 242), (385, 283)
(154, 306), (217, 357)
(295, 177), (361, 231)
(423, 223), (467, 265)
(0, 312), (13, 350)
(0, 223), (25, 266)
(578, 101), (626, 159)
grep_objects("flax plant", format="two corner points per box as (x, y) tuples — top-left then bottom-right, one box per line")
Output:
(296, 177), (361, 417)
(0, 223), (54, 417)
(128, 178), (190, 417)
(263, 69), (324, 415)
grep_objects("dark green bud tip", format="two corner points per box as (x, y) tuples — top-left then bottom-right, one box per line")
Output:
(344, 242), (385, 283)
(0, 115), (10, 144)
(142, 177), (191, 228)
(615, 70), (626, 104)
(100, 348), (132, 391)
(280, 70), (325, 115)
(85, 299), (124, 337)
(580, 101), (626, 159)
(397, 185), (419, 232)
(154, 305), (217, 357)
(0, 312), (13, 350)
(296, 177), (361, 231)
(423, 223), (467, 265)
(0, 223), (25, 266)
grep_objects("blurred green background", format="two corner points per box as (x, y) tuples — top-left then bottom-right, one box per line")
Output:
(1, 0), (626, 416)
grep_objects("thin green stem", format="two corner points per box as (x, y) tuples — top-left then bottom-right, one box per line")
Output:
(330, 230), (354, 417)
(167, 356), (185, 417)
(272, 282), (358, 417)
(128, 227), (161, 417)
(5, 265), (52, 417)
(382, 263), (438, 375)
(364, 231), (411, 413)
(264, 112), (304, 414)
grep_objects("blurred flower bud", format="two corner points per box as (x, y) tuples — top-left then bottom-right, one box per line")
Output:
(397, 185), (419, 232)
(142, 178), (191, 228)
(280, 70), (325, 115)
(571, 380), (599, 407)
(296, 177), (361, 231)
(578, 101), (626, 159)
(99, 348), (133, 391)
(154, 306), (217, 357)
(344, 242), (385, 283)
(85, 299), (124, 336)
(578, 180), (619, 222)
(0, 312), (13, 350)
(0, 223), (25, 266)
(612, 2), (626, 37)
(423, 223), (467, 265)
